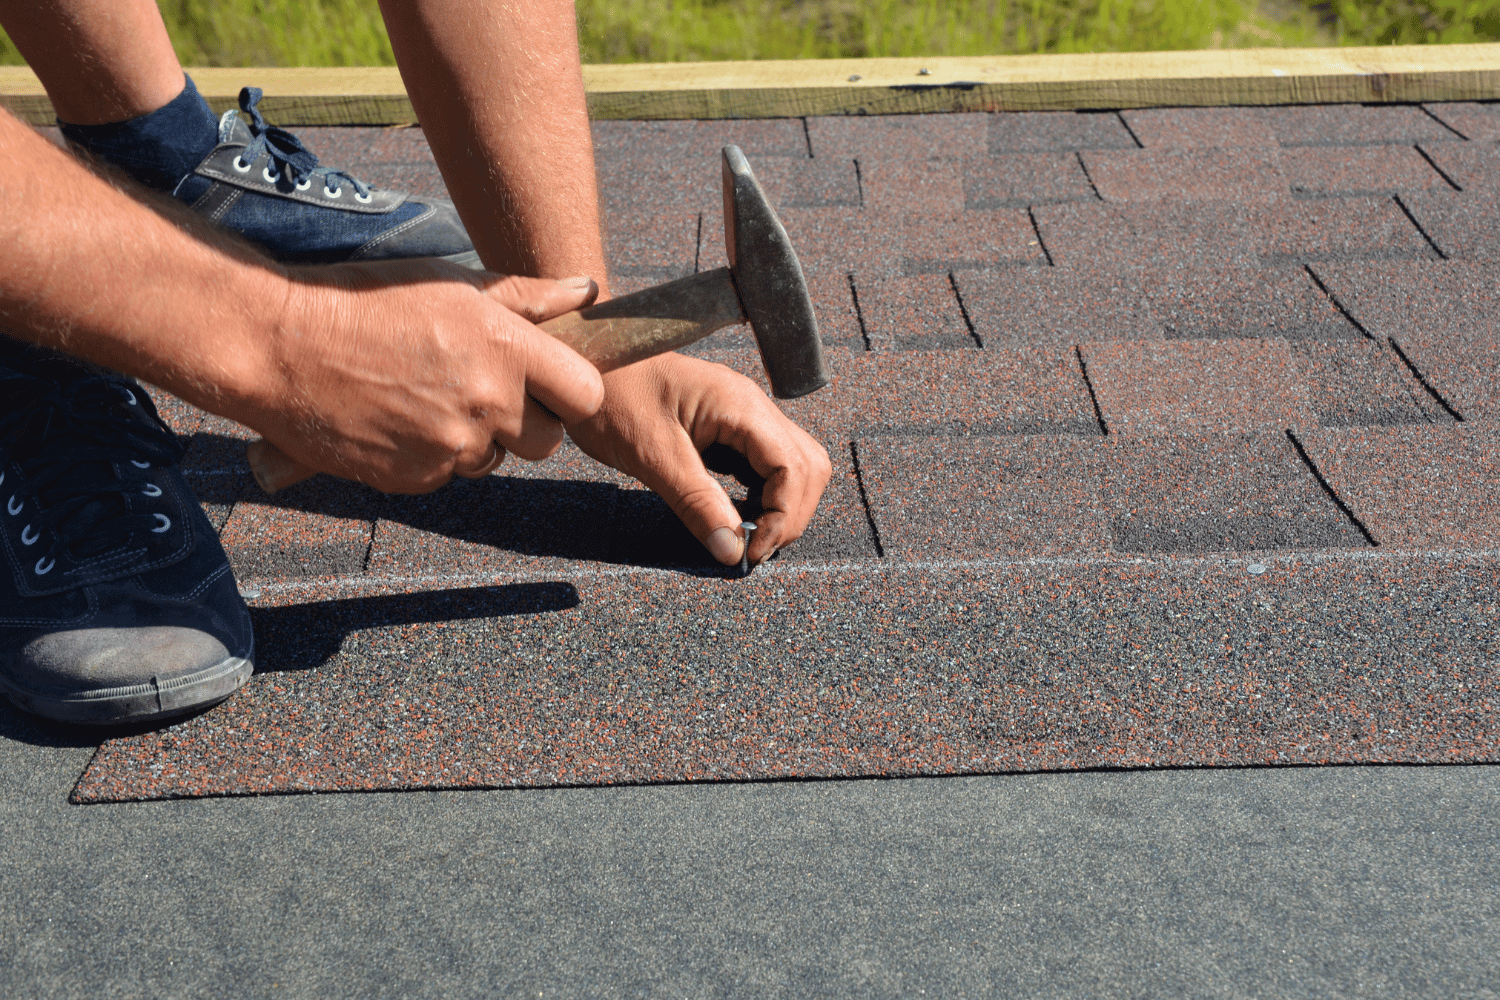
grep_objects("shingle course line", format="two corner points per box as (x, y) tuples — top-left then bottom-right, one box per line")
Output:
(847, 440), (886, 558)
(1393, 192), (1451, 259)
(1386, 337), (1468, 423)
(1413, 144), (1464, 191)
(1284, 428), (1378, 547)
(1418, 103), (1472, 140)
(1074, 345), (1109, 436)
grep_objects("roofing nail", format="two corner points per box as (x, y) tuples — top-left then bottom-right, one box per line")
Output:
(918, 67), (931, 75)
(739, 521), (757, 578)
(848, 74), (862, 82)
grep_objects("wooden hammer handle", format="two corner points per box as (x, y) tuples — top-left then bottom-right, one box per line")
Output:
(246, 268), (745, 494)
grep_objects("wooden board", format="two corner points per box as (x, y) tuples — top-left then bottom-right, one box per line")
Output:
(3, 45), (1498, 125)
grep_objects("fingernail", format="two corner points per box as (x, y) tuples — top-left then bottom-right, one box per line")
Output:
(707, 526), (742, 565)
(557, 275), (595, 291)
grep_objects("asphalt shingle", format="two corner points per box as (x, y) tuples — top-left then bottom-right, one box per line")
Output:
(63, 103), (1500, 801)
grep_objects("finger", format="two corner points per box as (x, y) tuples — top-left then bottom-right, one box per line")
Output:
(452, 439), (507, 479)
(717, 412), (831, 564)
(519, 325), (606, 426)
(503, 395), (569, 462)
(481, 274), (599, 324)
(633, 426), (746, 566)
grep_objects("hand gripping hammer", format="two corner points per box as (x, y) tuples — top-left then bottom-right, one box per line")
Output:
(247, 145), (831, 493)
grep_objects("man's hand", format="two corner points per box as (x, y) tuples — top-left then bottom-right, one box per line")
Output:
(567, 354), (833, 566)
(237, 260), (604, 494)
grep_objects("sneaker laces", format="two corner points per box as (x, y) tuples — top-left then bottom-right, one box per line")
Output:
(232, 86), (371, 198)
(0, 368), (185, 568)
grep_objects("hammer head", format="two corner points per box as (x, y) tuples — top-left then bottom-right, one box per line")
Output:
(722, 145), (830, 399)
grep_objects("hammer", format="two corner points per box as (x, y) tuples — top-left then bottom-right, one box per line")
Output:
(246, 145), (831, 494)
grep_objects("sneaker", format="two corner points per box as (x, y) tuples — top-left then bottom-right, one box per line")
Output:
(63, 79), (481, 269)
(0, 341), (253, 725)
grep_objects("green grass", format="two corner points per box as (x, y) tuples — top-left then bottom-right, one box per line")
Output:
(0, 0), (1495, 67)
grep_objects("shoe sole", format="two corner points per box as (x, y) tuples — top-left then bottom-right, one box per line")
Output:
(442, 250), (484, 271)
(0, 653), (254, 726)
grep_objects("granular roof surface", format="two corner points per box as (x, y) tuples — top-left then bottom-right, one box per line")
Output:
(74, 103), (1500, 802)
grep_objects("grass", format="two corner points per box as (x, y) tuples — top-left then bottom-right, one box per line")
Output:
(0, 0), (1495, 67)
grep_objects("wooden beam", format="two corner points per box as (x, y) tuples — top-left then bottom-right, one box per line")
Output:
(2, 45), (1497, 126)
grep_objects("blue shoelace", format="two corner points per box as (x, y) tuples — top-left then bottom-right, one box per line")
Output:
(236, 86), (371, 198)
(0, 368), (184, 567)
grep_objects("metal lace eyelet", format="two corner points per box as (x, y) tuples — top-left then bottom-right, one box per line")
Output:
(130, 460), (150, 469)
(324, 185), (343, 199)
(262, 166), (279, 184)
(0, 471), (5, 487)
(354, 190), (373, 204)
(151, 514), (172, 533)
(34, 556), (53, 576)
(233, 155), (253, 173)
(295, 178), (312, 192)
(121, 388), (138, 405)
(142, 483), (162, 498)
(20, 524), (38, 545)
(6, 495), (20, 516)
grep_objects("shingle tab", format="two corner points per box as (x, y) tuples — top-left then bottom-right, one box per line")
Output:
(962, 152), (1096, 208)
(853, 273), (975, 351)
(953, 268), (1155, 347)
(987, 110), (1137, 153)
(853, 348), (1100, 437)
(1263, 104), (1459, 147)
(602, 210), (699, 281)
(1142, 265), (1359, 341)
(1036, 198), (1435, 270)
(1399, 189), (1500, 260)
(893, 210), (1046, 274)
(808, 112), (988, 159)
(1299, 423), (1500, 548)
(1414, 140), (1496, 191)
(1292, 339), (1456, 428)
(1082, 147), (1288, 202)
(219, 480), (378, 580)
(592, 118), (810, 159)
(1119, 107), (1279, 148)
(856, 158), (965, 214)
(1096, 431), (1367, 553)
(1284, 145), (1453, 198)
(1080, 339), (1316, 435)
(859, 433), (1109, 557)
(1422, 102), (1500, 140)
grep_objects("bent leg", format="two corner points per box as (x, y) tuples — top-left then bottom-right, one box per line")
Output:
(377, 0), (608, 286)
(0, 0), (184, 123)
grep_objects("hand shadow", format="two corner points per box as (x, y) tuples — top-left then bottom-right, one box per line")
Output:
(184, 429), (766, 576)
(252, 583), (581, 673)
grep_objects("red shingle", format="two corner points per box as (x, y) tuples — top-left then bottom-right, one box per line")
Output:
(1283, 145), (1453, 198)
(1082, 147), (1288, 202)
(1080, 339), (1316, 435)
(1120, 107), (1279, 148)
(1299, 423), (1500, 548)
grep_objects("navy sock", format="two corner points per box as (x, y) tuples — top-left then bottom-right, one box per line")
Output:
(58, 74), (219, 192)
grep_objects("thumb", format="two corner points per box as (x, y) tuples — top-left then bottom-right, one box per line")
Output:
(481, 274), (599, 324)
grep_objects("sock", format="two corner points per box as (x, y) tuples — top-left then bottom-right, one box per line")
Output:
(58, 74), (219, 192)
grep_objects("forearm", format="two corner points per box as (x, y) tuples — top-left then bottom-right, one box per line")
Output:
(0, 108), (284, 414)
(378, 0), (608, 293)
